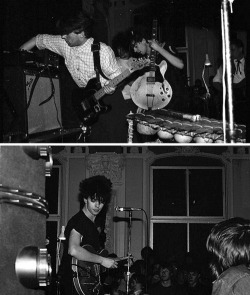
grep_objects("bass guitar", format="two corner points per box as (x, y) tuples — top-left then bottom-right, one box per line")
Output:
(130, 19), (173, 110)
(72, 58), (149, 125)
(72, 244), (132, 295)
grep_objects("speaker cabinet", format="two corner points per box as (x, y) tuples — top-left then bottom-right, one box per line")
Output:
(3, 67), (62, 141)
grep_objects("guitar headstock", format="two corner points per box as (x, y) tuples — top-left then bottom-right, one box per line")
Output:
(128, 57), (150, 73)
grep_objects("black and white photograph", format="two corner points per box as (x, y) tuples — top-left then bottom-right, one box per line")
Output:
(1, 1), (250, 295)
(1, 0), (249, 143)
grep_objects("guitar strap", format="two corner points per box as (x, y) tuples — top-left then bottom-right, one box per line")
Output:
(91, 40), (110, 90)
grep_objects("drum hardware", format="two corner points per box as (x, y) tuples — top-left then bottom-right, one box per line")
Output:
(23, 146), (53, 177)
(76, 124), (91, 143)
(15, 246), (52, 289)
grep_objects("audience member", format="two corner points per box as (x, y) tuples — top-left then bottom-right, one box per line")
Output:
(186, 264), (210, 295)
(212, 39), (247, 123)
(148, 262), (187, 295)
(206, 217), (250, 295)
(129, 273), (146, 295)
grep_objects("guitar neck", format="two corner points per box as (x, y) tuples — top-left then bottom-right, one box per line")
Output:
(149, 19), (158, 73)
(149, 49), (157, 72)
(94, 69), (131, 101)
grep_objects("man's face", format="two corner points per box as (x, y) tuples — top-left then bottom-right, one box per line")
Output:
(84, 196), (105, 217)
(133, 39), (147, 55)
(231, 44), (243, 60)
(188, 271), (200, 287)
(160, 267), (170, 281)
(61, 32), (84, 47)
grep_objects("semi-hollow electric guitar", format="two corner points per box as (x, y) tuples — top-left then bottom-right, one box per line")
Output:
(130, 19), (173, 110)
(72, 244), (132, 295)
(72, 58), (149, 125)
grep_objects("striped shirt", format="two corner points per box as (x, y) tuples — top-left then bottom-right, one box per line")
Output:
(36, 35), (122, 88)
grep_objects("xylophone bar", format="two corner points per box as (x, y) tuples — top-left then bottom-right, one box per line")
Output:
(126, 109), (246, 143)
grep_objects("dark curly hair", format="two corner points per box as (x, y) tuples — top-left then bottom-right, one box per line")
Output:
(206, 217), (250, 278)
(79, 175), (112, 205)
(57, 11), (93, 37)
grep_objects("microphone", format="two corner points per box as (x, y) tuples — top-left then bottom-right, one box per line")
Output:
(58, 226), (66, 240)
(115, 206), (143, 212)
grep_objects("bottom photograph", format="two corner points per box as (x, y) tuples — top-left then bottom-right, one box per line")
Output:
(1, 145), (250, 295)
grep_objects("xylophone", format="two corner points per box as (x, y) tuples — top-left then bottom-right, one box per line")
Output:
(126, 109), (246, 143)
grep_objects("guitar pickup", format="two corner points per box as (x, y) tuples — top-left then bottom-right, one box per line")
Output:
(147, 77), (155, 83)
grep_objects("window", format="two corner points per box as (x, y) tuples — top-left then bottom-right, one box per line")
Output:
(45, 165), (62, 276)
(150, 163), (225, 266)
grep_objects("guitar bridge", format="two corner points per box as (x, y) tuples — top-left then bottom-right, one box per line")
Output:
(147, 77), (155, 83)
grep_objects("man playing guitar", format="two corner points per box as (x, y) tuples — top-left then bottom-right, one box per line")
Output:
(130, 25), (188, 113)
(59, 175), (118, 295)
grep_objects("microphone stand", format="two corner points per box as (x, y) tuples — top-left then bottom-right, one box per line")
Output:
(56, 226), (66, 295)
(202, 64), (211, 117)
(126, 211), (132, 295)
(221, 0), (235, 142)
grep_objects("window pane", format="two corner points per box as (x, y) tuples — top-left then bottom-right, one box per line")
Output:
(153, 169), (186, 216)
(189, 169), (223, 216)
(153, 223), (187, 264)
(45, 167), (59, 214)
(46, 221), (58, 276)
(189, 223), (214, 266)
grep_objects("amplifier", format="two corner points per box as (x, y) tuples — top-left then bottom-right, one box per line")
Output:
(3, 67), (62, 142)
(3, 49), (60, 70)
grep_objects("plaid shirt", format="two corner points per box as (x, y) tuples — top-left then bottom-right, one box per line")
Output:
(36, 35), (122, 87)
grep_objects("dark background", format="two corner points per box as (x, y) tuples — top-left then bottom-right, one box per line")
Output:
(2, 0), (249, 50)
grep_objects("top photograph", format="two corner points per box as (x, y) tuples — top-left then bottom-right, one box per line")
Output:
(2, 0), (249, 144)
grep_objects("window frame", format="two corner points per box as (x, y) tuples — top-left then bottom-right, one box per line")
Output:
(45, 164), (62, 274)
(150, 165), (226, 252)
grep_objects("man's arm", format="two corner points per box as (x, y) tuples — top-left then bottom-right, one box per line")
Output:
(148, 39), (184, 70)
(68, 229), (118, 269)
(19, 37), (37, 51)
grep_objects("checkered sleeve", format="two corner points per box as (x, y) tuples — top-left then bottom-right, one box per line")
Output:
(36, 34), (67, 57)
(99, 44), (122, 80)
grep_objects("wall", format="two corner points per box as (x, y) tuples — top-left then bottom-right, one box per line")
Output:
(232, 156), (250, 219)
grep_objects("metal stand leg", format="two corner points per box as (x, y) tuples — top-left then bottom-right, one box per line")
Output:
(77, 124), (91, 143)
(126, 211), (133, 295)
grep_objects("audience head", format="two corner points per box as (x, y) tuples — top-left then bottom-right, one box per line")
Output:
(159, 262), (173, 282)
(129, 273), (146, 292)
(206, 217), (250, 278)
(186, 263), (201, 288)
(141, 246), (154, 260)
(112, 30), (132, 59)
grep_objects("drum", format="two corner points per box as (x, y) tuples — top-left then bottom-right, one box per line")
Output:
(0, 146), (49, 295)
